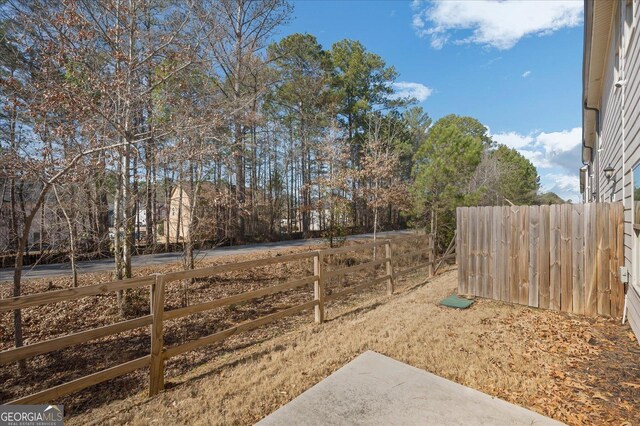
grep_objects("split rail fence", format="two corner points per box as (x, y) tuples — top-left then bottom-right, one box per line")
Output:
(456, 203), (625, 317)
(0, 233), (435, 404)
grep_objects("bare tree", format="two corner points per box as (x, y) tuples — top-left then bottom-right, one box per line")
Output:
(52, 184), (79, 287)
(315, 123), (352, 247)
(202, 0), (291, 242)
(360, 114), (409, 247)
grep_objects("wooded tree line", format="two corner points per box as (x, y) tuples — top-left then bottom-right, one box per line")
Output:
(0, 0), (560, 349)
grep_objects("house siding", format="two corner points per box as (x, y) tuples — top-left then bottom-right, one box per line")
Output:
(590, 1), (640, 343)
(623, 6), (640, 344)
(628, 285), (640, 345)
(596, 8), (623, 202)
(623, 6), (637, 272)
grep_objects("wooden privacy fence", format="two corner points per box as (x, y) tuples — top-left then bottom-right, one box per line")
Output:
(0, 234), (434, 404)
(456, 203), (624, 317)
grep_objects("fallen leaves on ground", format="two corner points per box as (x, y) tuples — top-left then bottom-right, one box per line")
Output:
(0, 238), (425, 412)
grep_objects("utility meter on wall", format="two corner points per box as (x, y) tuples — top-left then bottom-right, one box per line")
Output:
(620, 266), (629, 284)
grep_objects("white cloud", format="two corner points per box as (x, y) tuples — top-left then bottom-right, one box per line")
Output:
(390, 81), (433, 102)
(412, 0), (583, 50)
(522, 70), (531, 78)
(518, 149), (552, 169)
(492, 131), (534, 149)
(544, 173), (580, 192)
(491, 127), (583, 201)
(491, 127), (581, 170)
(542, 173), (581, 202)
(536, 127), (582, 154)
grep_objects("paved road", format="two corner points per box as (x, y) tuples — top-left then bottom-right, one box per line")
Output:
(0, 230), (414, 282)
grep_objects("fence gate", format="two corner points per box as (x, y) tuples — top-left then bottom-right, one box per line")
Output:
(456, 203), (624, 317)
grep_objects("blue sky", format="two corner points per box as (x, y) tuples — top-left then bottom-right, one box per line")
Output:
(279, 0), (584, 201)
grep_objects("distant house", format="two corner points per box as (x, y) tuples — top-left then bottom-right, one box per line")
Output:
(159, 182), (234, 244)
(581, 0), (640, 343)
(160, 185), (192, 243)
(107, 205), (149, 243)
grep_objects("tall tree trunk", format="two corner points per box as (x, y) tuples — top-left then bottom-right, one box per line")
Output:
(144, 1), (155, 248)
(176, 181), (183, 245)
(39, 200), (44, 252)
(372, 178), (379, 258)
(9, 96), (18, 252)
(145, 141), (154, 247)
(95, 155), (110, 254)
(133, 152), (139, 255)
(234, 123), (245, 243)
(232, 1), (246, 243)
(348, 111), (358, 229)
(300, 106), (310, 237)
(114, 150), (126, 315)
(12, 185), (51, 371)
(122, 2), (135, 280)
(9, 179), (17, 251)
(53, 185), (78, 287)
(164, 164), (171, 252)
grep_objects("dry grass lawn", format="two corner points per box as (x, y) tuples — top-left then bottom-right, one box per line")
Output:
(69, 268), (639, 426)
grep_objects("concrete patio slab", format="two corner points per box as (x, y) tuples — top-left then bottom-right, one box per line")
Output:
(258, 351), (564, 426)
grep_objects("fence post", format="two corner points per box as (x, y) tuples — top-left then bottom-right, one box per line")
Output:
(149, 274), (166, 396)
(313, 251), (325, 323)
(428, 234), (435, 276)
(385, 240), (394, 295)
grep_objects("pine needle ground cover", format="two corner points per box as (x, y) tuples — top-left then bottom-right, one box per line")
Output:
(66, 269), (639, 426)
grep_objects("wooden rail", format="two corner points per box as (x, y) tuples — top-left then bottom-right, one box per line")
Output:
(163, 276), (317, 321)
(0, 315), (153, 366)
(9, 356), (151, 405)
(163, 251), (315, 282)
(320, 239), (388, 256)
(325, 275), (390, 302)
(163, 300), (319, 360)
(324, 258), (387, 279)
(0, 276), (155, 312)
(0, 233), (434, 405)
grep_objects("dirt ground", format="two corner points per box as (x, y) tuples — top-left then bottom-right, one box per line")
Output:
(64, 268), (640, 426)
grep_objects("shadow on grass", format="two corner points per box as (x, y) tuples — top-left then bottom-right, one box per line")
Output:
(159, 276), (435, 397)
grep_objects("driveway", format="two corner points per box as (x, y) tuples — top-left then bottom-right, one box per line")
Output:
(0, 230), (414, 282)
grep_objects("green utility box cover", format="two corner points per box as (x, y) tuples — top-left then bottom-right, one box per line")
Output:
(439, 294), (474, 309)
